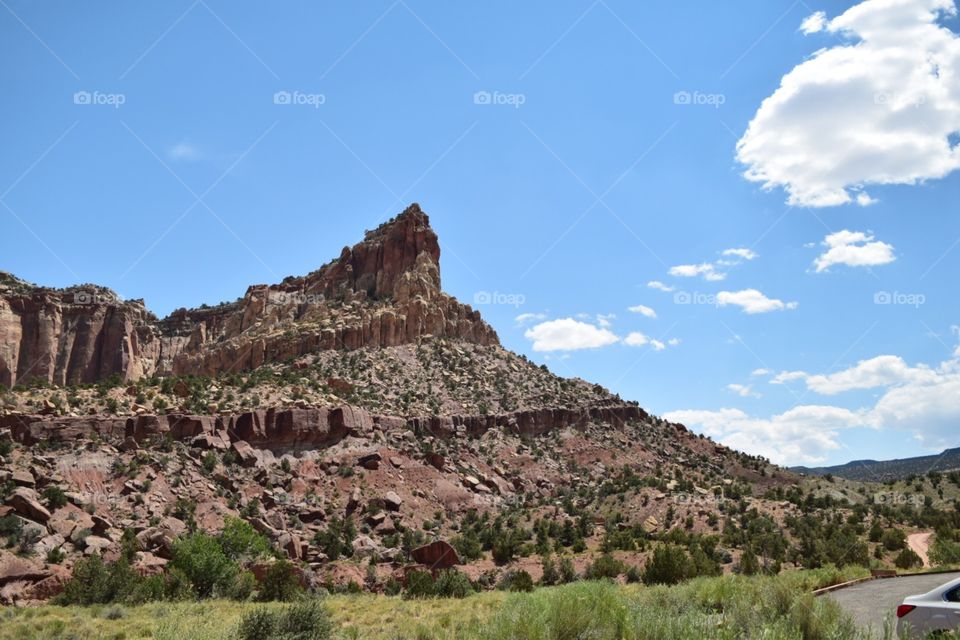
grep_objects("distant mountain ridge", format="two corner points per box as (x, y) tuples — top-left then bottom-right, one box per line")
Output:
(792, 447), (960, 481)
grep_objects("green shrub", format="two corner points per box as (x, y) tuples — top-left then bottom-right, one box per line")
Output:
(219, 516), (272, 561)
(585, 553), (626, 580)
(236, 599), (334, 640)
(0, 514), (23, 543)
(930, 535), (960, 566)
(643, 544), (692, 585)
(403, 570), (436, 599)
(56, 556), (142, 605)
(46, 547), (66, 564)
(42, 485), (68, 509)
(881, 528), (906, 551)
(434, 569), (473, 598)
(498, 570), (534, 592)
(170, 531), (238, 598)
(894, 548), (923, 570)
(259, 560), (303, 602)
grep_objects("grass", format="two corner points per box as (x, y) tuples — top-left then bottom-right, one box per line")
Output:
(0, 567), (879, 640)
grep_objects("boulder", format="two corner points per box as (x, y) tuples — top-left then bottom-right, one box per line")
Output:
(11, 470), (35, 487)
(383, 491), (403, 512)
(357, 451), (382, 470)
(8, 488), (50, 524)
(410, 540), (460, 570)
(232, 440), (259, 467)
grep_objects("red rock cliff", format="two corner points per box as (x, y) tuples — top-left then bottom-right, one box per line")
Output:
(0, 204), (498, 386)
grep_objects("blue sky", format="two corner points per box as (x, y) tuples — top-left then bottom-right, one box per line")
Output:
(3, 0), (959, 467)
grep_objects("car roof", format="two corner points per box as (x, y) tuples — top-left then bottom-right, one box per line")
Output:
(923, 575), (960, 596)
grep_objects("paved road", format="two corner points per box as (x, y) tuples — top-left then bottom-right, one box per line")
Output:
(828, 572), (960, 638)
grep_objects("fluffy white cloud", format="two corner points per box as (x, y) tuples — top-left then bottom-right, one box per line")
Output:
(771, 370), (808, 384)
(663, 405), (865, 465)
(805, 355), (938, 394)
(751, 368), (772, 377)
(596, 313), (616, 328)
(514, 312), (546, 326)
(669, 263), (726, 281)
(647, 280), (675, 292)
(737, 0), (960, 207)
(628, 304), (657, 318)
(670, 347), (960, 463)
(800, 11), (828, 34)
(624, 332), (651, 347)
(727, 383), (761, 398)
(722, 248), (758, 261)
(873, 364), (960, 449)
(624, 332), (670, 350)
(524, 318), (619, 352)
(813, 230), (896, 272)
(716, 289), (799, 314)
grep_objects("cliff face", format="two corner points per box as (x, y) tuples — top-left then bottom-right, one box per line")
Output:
(0, 204), (498, 387)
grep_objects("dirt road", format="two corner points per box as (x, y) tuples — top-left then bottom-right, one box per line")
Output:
(908, 532), (933, 568)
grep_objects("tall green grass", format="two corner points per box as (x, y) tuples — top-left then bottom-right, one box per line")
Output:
(0, 567), (881, 640)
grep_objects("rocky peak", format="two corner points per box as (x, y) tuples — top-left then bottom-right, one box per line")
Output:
(0, 204), (497, 386)
(293, 202), (441, 301)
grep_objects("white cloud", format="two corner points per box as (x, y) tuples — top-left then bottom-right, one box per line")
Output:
(813, 230), (896, 272)
(716, 289), (799, 314)
(628, 304), (657, 318)
(596, 313), (616, 328)
(771, 370), (808, 384)
(624, 332), (671, 351)
(647, 281), (676, 292)
(672, 350), (960, 463)
(669, 263), (726, 281)
(751, 368), (771, 377)
(514, 312), (546, 326)
(168, 141), (202, 161)
(727, 383), (761, 398)
(737, 0), (960, 207)
(873, 364), (960, 449)
(722, 248), (758, 261)
(624, 332), (650, 347)
(663, 405), (865, 465)
(805, 354), (938, 394)
(524, 318), (619, 352)
(800, 10), (828, 34)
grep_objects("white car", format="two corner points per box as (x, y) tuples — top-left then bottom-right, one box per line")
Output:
(897, 576), (960, 638)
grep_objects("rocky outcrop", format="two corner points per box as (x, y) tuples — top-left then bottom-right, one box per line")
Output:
(0, 402), (652, 453)
(408, 404), (651, 438)
(0, 204), (498, 386)
(0, 275), (162, 388)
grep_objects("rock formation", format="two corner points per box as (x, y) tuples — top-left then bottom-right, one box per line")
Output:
(0, 204), (497, 387)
